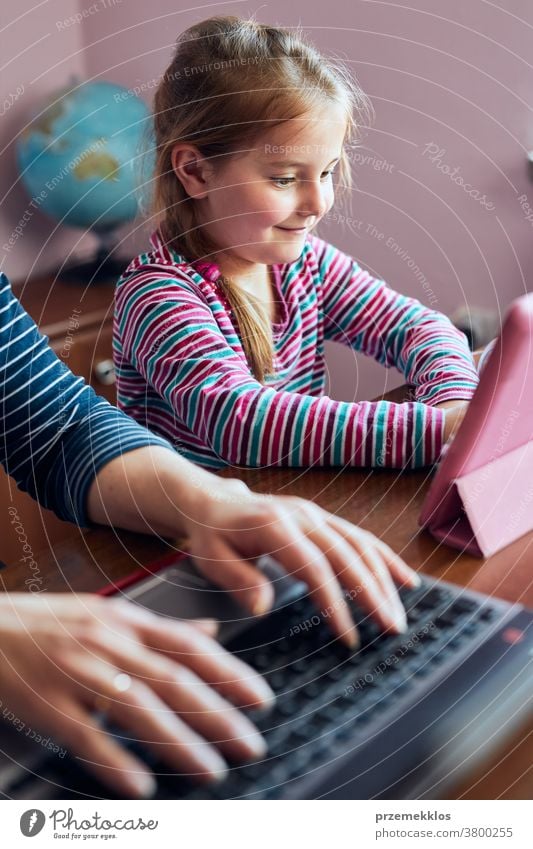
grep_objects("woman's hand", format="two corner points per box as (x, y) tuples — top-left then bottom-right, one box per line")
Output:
(0, 593), (273, 798)
(180, 481), (421, 648)
(88, 446), (420, 650)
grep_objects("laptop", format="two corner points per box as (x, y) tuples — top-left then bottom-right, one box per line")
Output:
(1, 556), (531, 801)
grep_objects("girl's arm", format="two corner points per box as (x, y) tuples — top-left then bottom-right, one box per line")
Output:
(115, 274), (448, 468)
(313, 235), (478, 406)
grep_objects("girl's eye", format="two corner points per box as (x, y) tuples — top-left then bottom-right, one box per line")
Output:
(271, 170), (336, 188)
(271, 177), (296, 187)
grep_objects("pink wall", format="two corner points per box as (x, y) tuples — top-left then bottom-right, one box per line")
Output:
(2, 1), (533, 400)
(0, 1), (96, 282)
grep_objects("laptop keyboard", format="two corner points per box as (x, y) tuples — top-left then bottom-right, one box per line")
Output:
(4, 575), (516, 801)
(175, 579), (502, 799)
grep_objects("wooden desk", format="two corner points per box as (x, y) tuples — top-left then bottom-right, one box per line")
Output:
(1, 454), (531, 799)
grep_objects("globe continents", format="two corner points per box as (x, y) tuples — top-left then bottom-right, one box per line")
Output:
(17, 80), (151, 232)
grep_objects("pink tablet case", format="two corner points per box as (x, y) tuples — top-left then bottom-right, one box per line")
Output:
(419, 293), (533, 557)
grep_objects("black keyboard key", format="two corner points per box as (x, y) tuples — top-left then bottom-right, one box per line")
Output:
(301, 681), (322, 700)
(479, 606), (497, 621)
(418, 626), (440, 641)
(449, 597), (478, 615)
(288, 657), (307, 674)
(435, 612), (457, 628)
(416, 587), (450, 609)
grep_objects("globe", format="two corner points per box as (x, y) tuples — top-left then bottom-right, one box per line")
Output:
(16, 80), (152, 279)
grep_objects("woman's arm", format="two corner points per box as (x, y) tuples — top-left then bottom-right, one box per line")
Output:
(0, 274), (171, 526)
(87, 445), (420, 645)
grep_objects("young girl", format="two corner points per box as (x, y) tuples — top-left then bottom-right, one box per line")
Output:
(114, 15), (477, 471)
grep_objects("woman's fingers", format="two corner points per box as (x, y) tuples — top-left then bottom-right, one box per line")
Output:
(45, 698), (159, 799)
(62, 654), (233, 783)
(192, 542), (274, 616)
(245, 498), (415, 639)
(0, 595), (272, 799)
(188, 618), (219, 638)
(324, 513), (419, 591)
(129, 613), (274, 710)
(362, 533), (421, 590)
(346, 537), (408, 631)
(83, 643), (268, 764)
(258, 510), (358, 647)
(60, 622), (268, 763)
(323, 520), (408, 626)
(299, 519), (407, 633)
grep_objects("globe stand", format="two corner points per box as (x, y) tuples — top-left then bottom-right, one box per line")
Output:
(58, 232), (126, 285)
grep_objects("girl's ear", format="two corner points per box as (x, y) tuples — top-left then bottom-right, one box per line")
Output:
(171, 145), (210, 199)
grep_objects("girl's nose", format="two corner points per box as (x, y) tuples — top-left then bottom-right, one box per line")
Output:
(297, 179), (329, 219)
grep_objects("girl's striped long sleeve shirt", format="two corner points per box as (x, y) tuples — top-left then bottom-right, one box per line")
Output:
(113, 230), (478, 471)
(0, 274), (171, 526)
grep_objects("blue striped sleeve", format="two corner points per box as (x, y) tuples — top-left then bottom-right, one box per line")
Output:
(0, 274), (172, 526)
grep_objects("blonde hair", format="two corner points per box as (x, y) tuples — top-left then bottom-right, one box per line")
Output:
(152, 15), (372, 381)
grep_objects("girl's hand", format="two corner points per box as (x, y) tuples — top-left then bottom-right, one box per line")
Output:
(181, 481), (421, 648)
(436, 400), (469, 443)
(474, 340), (496, 375)
(0, 593), (273, 798)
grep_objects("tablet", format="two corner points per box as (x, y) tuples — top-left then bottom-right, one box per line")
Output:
(419, 293), (533, 556)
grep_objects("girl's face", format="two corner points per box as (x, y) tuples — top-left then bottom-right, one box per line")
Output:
(193, 101), (348, 280)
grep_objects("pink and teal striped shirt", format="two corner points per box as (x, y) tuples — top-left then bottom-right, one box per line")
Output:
(113, 230), (478, 470)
